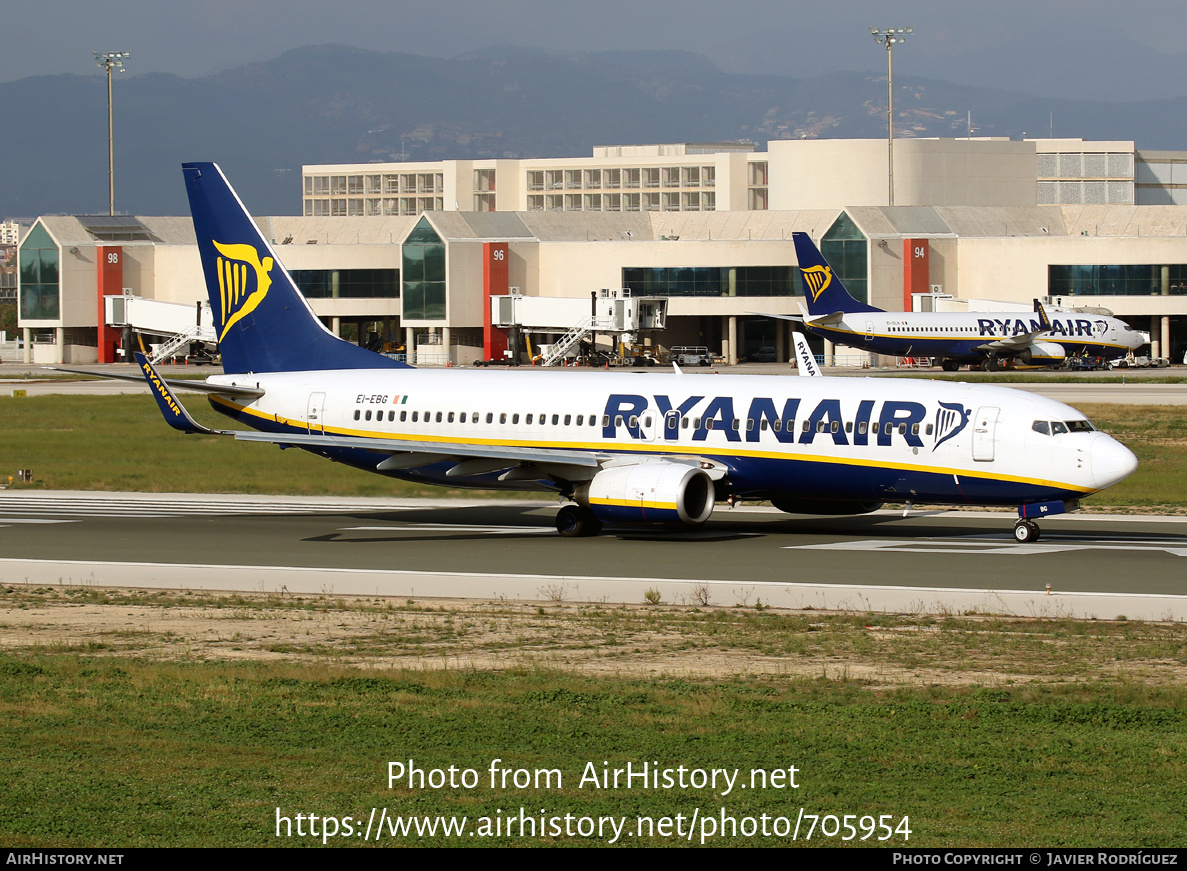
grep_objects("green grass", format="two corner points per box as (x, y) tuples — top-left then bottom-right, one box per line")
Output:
(0, 653), (1184, 847)
(1078, 404), (1187, 510)
(0, 394), (509, 497)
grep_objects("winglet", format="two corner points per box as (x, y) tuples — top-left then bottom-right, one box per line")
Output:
(1034, 299), (1053, 333)
(135, 352), (226, 435)
(792, 331), (822, 376)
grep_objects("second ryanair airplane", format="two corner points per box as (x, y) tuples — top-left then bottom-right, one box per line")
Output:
(124, 163), (1137, 543)
(790, 233), (1146, 371)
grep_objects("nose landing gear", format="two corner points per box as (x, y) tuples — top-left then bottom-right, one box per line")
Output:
(1013, 520), (1040, 543)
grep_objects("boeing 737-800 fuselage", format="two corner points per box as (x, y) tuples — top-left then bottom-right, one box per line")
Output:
(111, 164), (1138, 543)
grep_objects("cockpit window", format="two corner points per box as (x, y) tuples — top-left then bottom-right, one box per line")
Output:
(1032, 421), (1050, 436)
(1051, 421), (1069, 435)
(1066, 420), (1095, 433)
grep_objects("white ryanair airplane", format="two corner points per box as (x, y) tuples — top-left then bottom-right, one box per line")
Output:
(789, 233), (1146, 371)
(93, 163), (1139, 543)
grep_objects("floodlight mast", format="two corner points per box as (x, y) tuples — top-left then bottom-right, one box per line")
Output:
(869, 28), (912, 206)
(94, 51), (131, 216)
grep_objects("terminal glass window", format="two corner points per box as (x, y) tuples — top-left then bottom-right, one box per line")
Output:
(1048, 264), (1187, 296)
(820, 212), (869, 305)
(622, 266), (798, 297)
(402, 218), (446, 320)
(19, 223), (59, 320)
(291, 269), (400, 299)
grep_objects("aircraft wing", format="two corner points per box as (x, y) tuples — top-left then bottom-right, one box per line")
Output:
(976, 331), (1049, 352)
(230, 430), (604, 477)
(976, 299), (1054, 353)
(45, 365), (265, 399)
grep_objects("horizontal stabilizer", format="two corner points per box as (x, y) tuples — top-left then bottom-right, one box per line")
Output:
(745, 311), (804, 322)
(45, 366), (264, 399)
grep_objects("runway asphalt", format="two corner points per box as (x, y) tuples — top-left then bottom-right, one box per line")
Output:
(1, 491), (1184, 620)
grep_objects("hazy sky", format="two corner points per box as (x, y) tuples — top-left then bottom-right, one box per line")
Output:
(7, 1), (1187, 102)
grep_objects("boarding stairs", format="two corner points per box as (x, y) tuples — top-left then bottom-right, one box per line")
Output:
(540, 316), (607, 366)
(149, 324), (204, 364)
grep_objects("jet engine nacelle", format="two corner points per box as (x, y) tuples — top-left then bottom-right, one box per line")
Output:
(1019, 341), (1066, 366)
(575, 460), (715, 526)
(771, 497), (884, 515)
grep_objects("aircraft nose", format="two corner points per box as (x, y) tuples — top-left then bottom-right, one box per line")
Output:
(1090, 434), (1138, 489)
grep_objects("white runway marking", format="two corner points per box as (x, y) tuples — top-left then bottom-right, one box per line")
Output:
(0, 495), (424, 518)
(343, 524), (554, 535)
(786, 537), (1187, 557)
(0, 519), (74, 523)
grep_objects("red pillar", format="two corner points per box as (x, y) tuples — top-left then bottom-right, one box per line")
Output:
(483, 242), (509, 359)
(903, 238), (929, 311)
(97, 246), (123, 363)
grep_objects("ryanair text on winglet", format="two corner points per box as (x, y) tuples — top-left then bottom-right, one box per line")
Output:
(141, 360), (182, 418)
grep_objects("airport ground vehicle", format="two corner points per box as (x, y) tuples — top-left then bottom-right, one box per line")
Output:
(672, 346), (713, 367)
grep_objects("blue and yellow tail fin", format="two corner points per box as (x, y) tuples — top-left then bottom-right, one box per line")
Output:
(183, 162), (410, 374)
(792, 232), (882, 316)
(1034, 298), (1053, 333)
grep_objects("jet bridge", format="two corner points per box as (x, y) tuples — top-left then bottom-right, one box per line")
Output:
(491, 289), (667, 366)
(104, 294), (218, 364)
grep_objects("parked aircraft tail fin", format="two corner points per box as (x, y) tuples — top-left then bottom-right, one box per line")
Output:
(792, 232), (882, 316)
(182, 162), (410, 374)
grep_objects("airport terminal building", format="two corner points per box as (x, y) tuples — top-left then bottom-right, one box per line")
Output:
(18, 137), (1187, 365)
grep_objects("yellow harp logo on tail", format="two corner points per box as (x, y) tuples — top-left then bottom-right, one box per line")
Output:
(801, 265), (832, 304)
(212, 240), (273, 341)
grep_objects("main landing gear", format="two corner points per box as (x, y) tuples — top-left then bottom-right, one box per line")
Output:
(555, 504), (603, 537)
